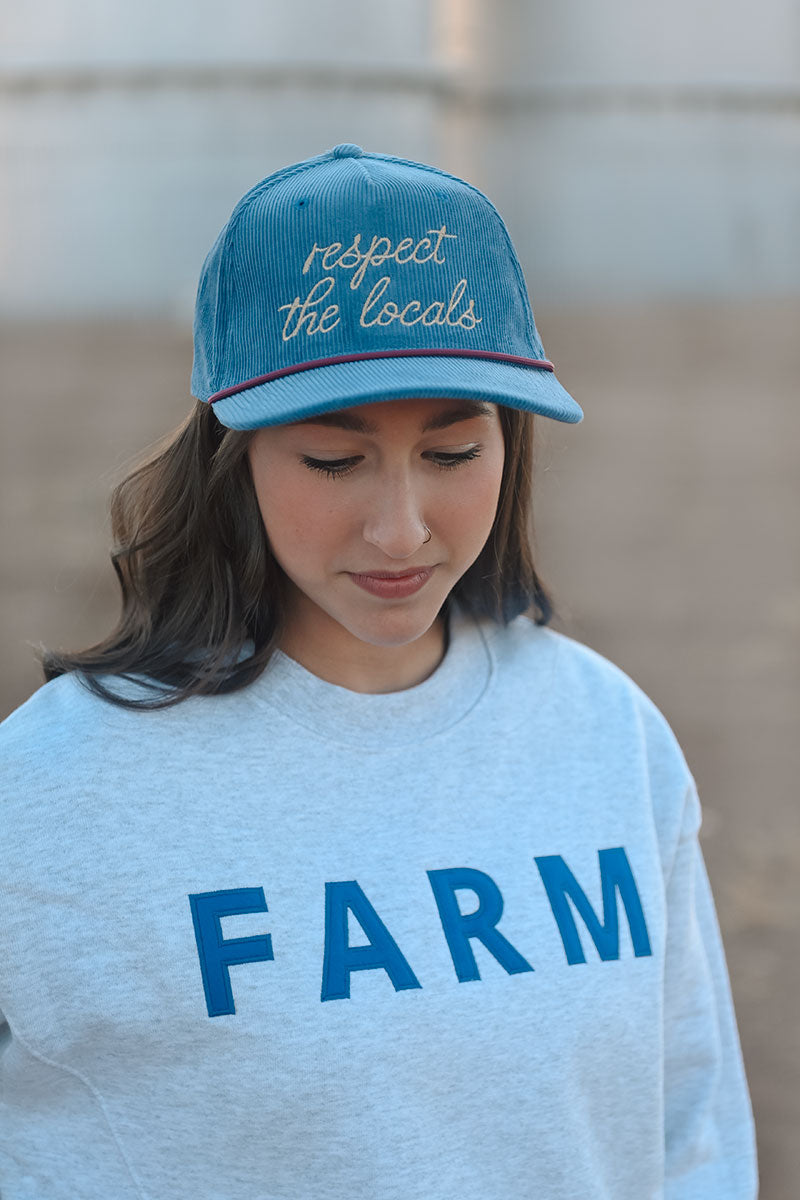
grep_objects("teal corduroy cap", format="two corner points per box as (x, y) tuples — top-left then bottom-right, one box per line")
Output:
(191, 143), (583, 429)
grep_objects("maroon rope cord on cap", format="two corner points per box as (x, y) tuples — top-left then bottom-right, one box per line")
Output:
(207, 347), (555, 404)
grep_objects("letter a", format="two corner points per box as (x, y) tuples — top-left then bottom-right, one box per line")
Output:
(321, 881), (422, 1002)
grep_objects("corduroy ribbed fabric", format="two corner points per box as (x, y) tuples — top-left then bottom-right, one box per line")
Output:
(190, 144), (584, 429)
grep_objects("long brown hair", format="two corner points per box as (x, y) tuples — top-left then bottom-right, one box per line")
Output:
(39, 399), (556, 709)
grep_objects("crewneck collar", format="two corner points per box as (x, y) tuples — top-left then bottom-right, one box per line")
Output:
(249, 596), (494, 749)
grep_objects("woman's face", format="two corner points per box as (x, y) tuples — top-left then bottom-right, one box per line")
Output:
(246, 396), (506, 686)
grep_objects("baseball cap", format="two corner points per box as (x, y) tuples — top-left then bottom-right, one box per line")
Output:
(191, 143), (583, 430)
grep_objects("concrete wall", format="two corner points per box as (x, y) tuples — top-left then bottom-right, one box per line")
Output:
(1, 0), (798, 319)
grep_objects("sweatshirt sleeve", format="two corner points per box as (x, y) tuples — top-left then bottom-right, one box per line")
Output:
(663, 779), (759, 1198)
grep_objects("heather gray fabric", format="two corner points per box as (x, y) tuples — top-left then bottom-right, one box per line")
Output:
(0, 600), (757, 1199)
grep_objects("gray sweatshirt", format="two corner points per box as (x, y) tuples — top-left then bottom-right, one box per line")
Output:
(0, 599), (758, 1199)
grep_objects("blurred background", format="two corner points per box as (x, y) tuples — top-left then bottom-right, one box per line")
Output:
(1, 1), (798, 1193)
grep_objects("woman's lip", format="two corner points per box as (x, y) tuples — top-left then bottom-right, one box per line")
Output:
(351, 566), (436, 579)
(349, 568), (433, 598)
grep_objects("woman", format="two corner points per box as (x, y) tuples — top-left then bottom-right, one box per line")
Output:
(0, 144), (758, 1198)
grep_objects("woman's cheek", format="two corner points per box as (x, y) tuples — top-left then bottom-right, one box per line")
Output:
(469, 457), (504, 522)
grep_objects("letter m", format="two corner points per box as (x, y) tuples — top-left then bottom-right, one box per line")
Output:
(534, 847), (652, 965)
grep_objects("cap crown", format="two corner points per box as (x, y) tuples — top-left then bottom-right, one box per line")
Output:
(191, 145), (546, 401)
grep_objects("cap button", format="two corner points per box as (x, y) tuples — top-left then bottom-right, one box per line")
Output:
(332, 143), (364, 159)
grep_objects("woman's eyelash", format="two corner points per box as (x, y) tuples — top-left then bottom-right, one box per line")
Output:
(300, 446), (483, 480)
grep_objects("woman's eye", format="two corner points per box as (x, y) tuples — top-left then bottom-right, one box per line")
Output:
(300, 456), (358, 480)
(300, 446), (483, 480)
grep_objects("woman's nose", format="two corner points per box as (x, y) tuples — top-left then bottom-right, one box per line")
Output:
(361, 481), (430, 558)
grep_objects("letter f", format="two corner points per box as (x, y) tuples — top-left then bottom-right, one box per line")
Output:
(189, 888), (274, 1017)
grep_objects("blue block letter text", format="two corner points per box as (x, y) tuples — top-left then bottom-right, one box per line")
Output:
(321, 880), (422, 1002)
(534, 848), (652, 965)
(427, 867), (534, 982)
(189, 887), (274, 1018)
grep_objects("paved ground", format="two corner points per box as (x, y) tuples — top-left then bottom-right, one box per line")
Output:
(2, 303), (798, 1197)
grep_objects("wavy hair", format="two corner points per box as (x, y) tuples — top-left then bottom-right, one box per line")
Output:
(38, 399), (556, 709)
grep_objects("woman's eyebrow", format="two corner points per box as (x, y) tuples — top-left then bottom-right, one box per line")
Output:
(288, 400), (493, 435)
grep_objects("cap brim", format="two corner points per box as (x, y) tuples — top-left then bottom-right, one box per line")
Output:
(209, 354), (583, 429)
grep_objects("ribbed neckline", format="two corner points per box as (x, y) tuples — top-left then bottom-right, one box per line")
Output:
(247, 597), (494, 749)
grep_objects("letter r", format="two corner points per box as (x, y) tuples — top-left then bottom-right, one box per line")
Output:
(427, 867), (534, 982)
(189, 887), (274, 1018)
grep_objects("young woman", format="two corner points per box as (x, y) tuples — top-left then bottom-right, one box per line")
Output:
(0, 144), (758, 1199)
